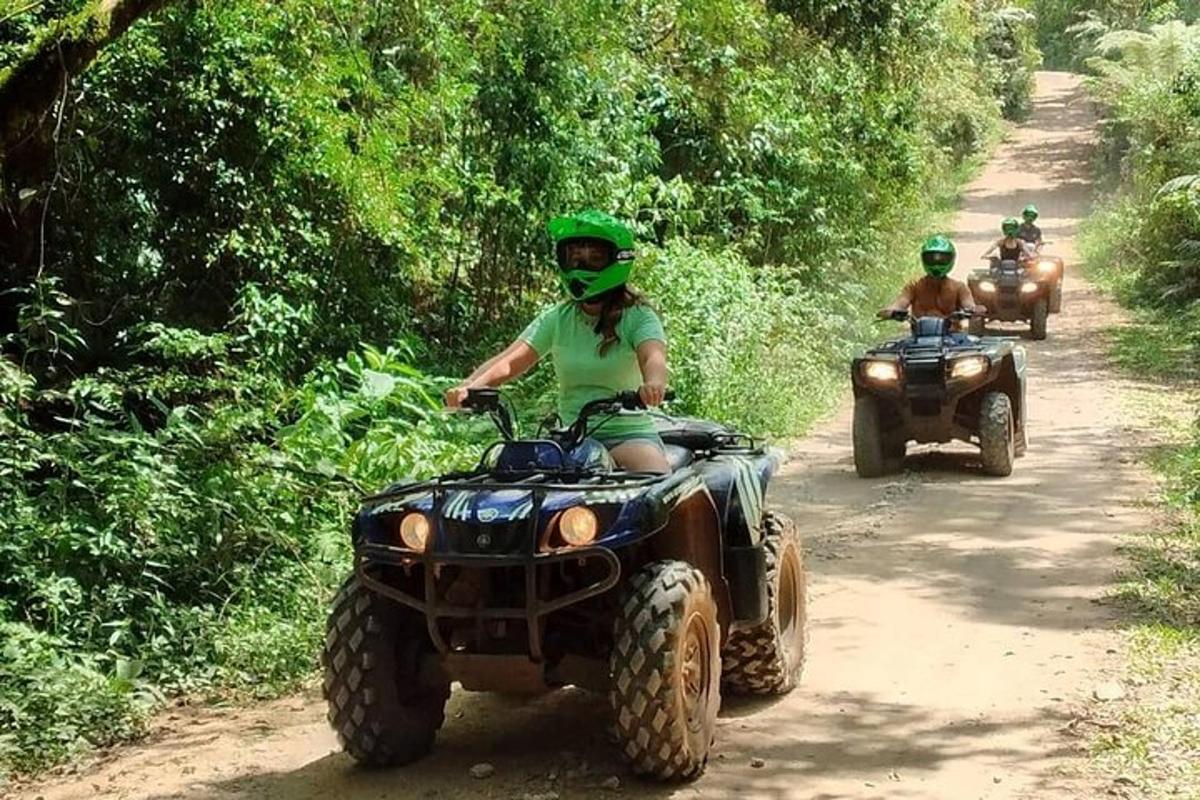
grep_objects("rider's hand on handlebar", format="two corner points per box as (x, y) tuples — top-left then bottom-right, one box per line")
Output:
(638, 381), (667, 408)
(443, 384), (471, 409)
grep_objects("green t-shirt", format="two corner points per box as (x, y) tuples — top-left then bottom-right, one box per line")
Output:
(520, 301), (666, 440)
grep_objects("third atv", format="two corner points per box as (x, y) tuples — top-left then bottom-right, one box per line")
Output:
(968, 256), (1055, 339)
(851, 310), (1028, 477)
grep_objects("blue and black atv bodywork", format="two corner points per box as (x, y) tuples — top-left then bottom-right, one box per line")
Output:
(322, 390), (807, 781)
(851, 312), (1028, 477)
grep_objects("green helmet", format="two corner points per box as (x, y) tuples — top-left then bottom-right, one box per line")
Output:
(1022, 204), (1038, 222)
(920, 235), (956, 278)
(547, 209), (636, 301)
(1001, 217), (1020, 236)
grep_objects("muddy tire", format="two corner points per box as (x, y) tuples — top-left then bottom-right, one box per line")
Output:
(853, 396), (900, 478)
(1030, 298), (1048, 340)
(323, 574), (450, 767)
(968, 315), (986, 337)
(1050, 280), (1063, 313)
(978, 392), (1015, 477)
(610, 560), (721, 781)
(722, 512), (808, 694)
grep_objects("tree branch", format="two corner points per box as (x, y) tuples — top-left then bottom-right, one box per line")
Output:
(0, 0), (174, 161)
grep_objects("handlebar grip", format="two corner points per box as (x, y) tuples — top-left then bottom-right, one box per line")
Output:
(462, 388), (501, 411)
(617, 389), (676, 409)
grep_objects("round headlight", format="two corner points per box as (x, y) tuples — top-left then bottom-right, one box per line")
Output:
(559, 507), (599, 546)
(1021, 281), (1038, 294)
(1037, 260), (1056, 273)
(863, 361), (899, 382)
(978, 280), (996, 293)
(951, 356), (988, 379)
(399, 512), (431, 551)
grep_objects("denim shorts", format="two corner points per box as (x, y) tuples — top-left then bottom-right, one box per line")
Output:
(595, 431), (666, 453)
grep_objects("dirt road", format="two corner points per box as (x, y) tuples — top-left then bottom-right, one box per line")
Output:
(16, 72), (1147, 800)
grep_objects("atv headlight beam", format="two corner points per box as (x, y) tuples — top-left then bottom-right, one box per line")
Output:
(863, 360), (899, 383)
(950, 356), (988, 380)
(399, 512), (431, 552)
(557, 507), (599, 547)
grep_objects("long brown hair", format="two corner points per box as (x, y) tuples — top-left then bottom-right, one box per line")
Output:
(584, 286), (643, 356)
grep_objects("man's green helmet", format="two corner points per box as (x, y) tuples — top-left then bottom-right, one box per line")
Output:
(1001, 217), (1020, 236)
(1022, 204), (1039, 222)
(920, 234), (956, 278)
(547, 209), (636, 302)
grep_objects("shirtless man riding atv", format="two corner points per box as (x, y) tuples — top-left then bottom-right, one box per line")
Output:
(878, 235), (982, 322)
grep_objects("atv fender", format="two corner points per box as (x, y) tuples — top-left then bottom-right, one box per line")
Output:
(649, 489), (735, 640)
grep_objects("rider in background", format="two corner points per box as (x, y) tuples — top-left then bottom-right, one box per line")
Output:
(879, 236), (981, 319)
(1017, 205), (1043, 248)
(445, 209), (670, 474)
(982, 217), (1036, 263)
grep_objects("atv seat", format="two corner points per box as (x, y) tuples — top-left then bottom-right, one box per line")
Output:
(664, 444), (695, 471)
(655, 416), (732, 451)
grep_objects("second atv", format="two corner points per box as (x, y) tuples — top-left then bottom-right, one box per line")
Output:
(851, 311), (1028, 477)
(322, 389), (807, 782)
(968, 256), (1055, 339)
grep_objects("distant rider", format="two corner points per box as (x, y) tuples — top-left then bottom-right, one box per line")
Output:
(982, 217), (1036, 263)
(1017, 205), (1043, 249)
(878, 235), (982, 319)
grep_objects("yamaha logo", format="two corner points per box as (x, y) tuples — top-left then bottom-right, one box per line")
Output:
(476, 532), (492, 548)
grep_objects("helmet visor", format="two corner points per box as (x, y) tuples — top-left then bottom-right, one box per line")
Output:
(921, 250), (955, 268)
(556, 238), (616, 272)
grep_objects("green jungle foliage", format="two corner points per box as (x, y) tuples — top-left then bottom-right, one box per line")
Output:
(1032, 0), (1200, 67)
(0, 0), (1034, 775)
(1077, 12), (1200, 795)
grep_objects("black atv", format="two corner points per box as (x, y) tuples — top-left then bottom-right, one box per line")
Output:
(967, 256), (1054, 340)
(851, 311), (1028, 477)
(322, 389), (807, 781)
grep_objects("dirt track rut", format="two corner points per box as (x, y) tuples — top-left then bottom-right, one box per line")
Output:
(16, 72), (1151, 800)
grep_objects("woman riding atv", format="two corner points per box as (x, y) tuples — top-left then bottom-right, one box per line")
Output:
(1017, 204), (1043, 248)
(445, 209), (670, 473)
(983, 217), (1037, 263)
(879, 235), (982, 319)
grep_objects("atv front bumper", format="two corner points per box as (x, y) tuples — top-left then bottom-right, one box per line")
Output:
(356, 543), (620, 660)
(972, 285), (1051, 321)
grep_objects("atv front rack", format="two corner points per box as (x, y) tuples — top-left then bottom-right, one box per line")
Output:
(357, 470), (677, 661)
(356, 543), (620, 660)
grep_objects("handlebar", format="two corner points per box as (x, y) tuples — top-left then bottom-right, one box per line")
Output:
(878, 308), (974, 323)
(458, 388), (675, 444)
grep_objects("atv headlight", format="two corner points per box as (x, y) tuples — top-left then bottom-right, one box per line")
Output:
(398, 512), (431, 551)
(1036, 260), (1056, 273)
(558, 507), (598, 547)
(951, 356), (988, 380)
(862, 360), (899, 383)
(978, 280), (996, 293)
(1021, 281), (1038, 294)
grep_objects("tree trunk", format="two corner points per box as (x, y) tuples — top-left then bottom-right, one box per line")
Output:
(0, 0), (174, 335)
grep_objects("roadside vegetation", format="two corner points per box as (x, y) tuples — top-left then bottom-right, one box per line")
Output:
(1058, 3), (1200, 795)
(0, 0), (1039, 778)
